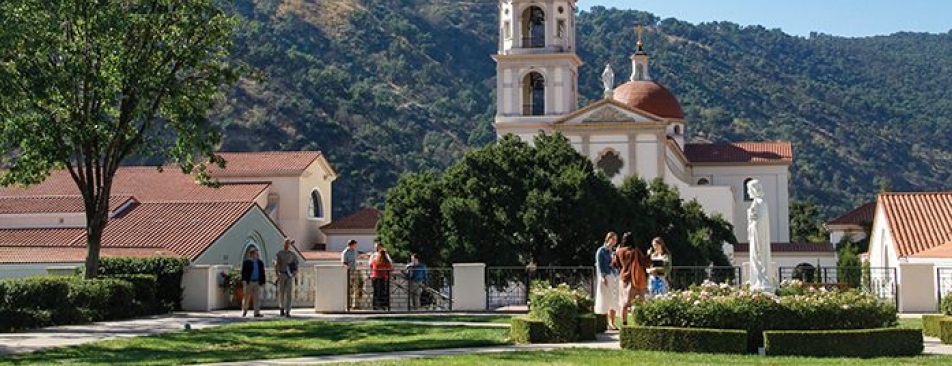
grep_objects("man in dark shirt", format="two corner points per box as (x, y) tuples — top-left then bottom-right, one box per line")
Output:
(241, 248), (266, 317)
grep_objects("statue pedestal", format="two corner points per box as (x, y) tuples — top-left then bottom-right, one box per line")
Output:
(741, 261), (777, 292)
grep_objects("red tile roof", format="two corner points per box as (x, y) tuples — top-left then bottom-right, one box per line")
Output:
(0, 247), (173, 264)
(827, 202), (876, 226)
(300, 250), (343, 261)
(0, 195), (134, 215)
(321, 207), (381, 231)
(0, 228), (86, 247)
(879, 192), (952, 258)
(210, 151), (323, 176)
(685, 142), (793, 164)
(0, 169), (269, 203)
(913, 242), (952, 259)
(733, 242), (834, 253)
(612, 80), (685, 119)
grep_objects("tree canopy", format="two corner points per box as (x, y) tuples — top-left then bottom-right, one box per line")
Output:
(0, 0), (243, 277)
(377, 133), (736, 267)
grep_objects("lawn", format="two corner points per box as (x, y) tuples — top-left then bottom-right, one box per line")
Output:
(0, 320), (509, 366)
(358, 348), (952, 365)
(363, 315), (512, 324)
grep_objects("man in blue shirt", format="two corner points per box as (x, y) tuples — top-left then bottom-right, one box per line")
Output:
(241, 248), (266, 317)
(406, 253), (428, 310)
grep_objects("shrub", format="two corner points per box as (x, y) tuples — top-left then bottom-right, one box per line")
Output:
(109, 274), (159, 316)
(0, 308), (52, 332)
(942, 292), (952, 316)
(764, 328), (923, 357)
(594, 313), (608, 333)
(577, 314), (596, 341)
(69, 278), (135, 321)
(631, 281), (898, 352)
(510, 316), (547, 344)
(529, 284), (579, 342)
(99, 257), (189, 311)
(941, 319), (952, 345)
(923, 314), (949, 337)
(2, 277), (75, 324)
(620, 326), (747, 354)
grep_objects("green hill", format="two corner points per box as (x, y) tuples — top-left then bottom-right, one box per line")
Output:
(215, 1), (952, 219)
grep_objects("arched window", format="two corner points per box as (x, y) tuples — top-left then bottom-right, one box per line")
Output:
(697, 177), (710, 185)
(522, 72), (545, 116)
(596, 150), (623, 178)
(792, 263), (817, 282)
(308, 189), (324, 218)
(521, 6), (545, 48)
(673, 125), (682, 135)
(635, 63), (645, 80)
(743, 178), (754, 201)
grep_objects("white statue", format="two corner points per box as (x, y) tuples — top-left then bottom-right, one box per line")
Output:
(601, 63), (614, 92)
(747, 179), (774, 292)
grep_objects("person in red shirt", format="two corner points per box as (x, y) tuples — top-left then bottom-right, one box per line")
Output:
(370, 249), (393, 310)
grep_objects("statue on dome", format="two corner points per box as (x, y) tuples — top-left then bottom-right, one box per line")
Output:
(746, 179), (774, 292)
(601, 63), (614, 94)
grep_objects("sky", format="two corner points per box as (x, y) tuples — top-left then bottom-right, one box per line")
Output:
(579, 0), (952, 38)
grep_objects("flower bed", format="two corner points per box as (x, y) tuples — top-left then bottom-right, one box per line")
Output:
(631, 280), (898, 352)
(510, 282), (596, 343)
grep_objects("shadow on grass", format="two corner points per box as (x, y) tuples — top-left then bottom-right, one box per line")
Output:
(0, 321), (509, 365)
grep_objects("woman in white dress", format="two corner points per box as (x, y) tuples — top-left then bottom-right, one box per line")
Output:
(594, 232), (620, 330)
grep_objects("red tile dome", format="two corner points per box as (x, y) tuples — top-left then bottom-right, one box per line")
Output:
(613, 80), (684, 119)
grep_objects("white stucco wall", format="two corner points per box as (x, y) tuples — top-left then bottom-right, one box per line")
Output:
(0, 263), (81, 279)
(325, 233), (376, 253)
(693, 165), (791, 243)
(867, 204), (900, 270)
(193, 206), (291, 267)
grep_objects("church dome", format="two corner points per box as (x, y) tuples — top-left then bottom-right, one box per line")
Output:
(613, 80), (684, 119)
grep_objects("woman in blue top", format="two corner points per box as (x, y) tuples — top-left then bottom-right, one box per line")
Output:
(594, 232), (620, 330)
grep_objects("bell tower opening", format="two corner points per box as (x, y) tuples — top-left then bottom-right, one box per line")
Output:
(521, 6), (546, 48)
(522, 72), (546, 116)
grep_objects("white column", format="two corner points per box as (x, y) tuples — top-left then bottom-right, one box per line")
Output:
(314, 263), (348, 312)
(453, 263), (487, 311)
(182, 265), (214, 311)
(898, 262), (936, 313)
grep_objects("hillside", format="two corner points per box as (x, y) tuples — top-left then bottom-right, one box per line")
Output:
(215, 1), (952, 219)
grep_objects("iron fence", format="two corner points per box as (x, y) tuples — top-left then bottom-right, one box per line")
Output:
(777, 266), (898, 306)
(485, 266), (595, 311)
(346, 267), (453, 312)
(667, 266), (742, 290)
(938, 267), (952, 310)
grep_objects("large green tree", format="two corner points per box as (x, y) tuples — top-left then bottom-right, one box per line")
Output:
(0, 0), (243, 277)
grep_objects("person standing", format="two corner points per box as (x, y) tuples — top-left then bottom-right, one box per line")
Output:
(275, 238), (299, 317)
(406, 253), (428, 310)
(370, 249), (394, 310)
(241, 248), (266, 317)
(595, 232), (620, 330)
(613, 232), (650, 326)
(341, 240), (359, 309)
(369, 242), (392, 263)
(646, 237), (672, 298)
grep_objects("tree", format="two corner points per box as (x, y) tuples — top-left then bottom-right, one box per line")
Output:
(789, 199), (827, 243)
(0, 0), (243, 278)
(376, 171), (445, 265)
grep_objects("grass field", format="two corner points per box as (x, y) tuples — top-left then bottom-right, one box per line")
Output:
(0, 320), (509, 366)
(357, 348), (952, 365)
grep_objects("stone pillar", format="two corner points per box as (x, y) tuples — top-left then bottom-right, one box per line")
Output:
(453, 263), (487, 311)
(314, 263), (348, 313)
(181, 265), (213, 311)
(898, 262), (936, 313)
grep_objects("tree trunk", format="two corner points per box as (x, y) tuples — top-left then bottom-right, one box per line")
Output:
(84, 213), (107, 279)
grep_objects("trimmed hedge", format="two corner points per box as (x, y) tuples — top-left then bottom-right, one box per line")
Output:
(108, 274), (159, 316)
(764, 328), (923, 357)
(577, 314), (596, 341)
(941, 319), (952, 345)
(99, 257), (189, 311)
(594, 313), (608, 334)
(923, 314), (949, 337)
(620, 326), (747, 354)
(511, 316), (547, 344)
(69, 278), (135, 322)
(3, 277), (74, 324)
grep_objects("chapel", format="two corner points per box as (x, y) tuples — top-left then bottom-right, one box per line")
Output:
(492, 0), (793, 243)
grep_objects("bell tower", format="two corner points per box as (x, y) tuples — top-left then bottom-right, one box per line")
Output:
(493, 0), (583, 133)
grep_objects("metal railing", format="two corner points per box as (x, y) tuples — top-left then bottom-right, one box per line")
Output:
(346, 267), (453, 312)
(778, 266), (898, 306)
(938, 267), (952, 310)
(485, 266), (594, 311)
(667, 266), (742, 290)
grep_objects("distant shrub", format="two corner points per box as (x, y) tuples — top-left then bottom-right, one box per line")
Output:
(620, 326), (747, 354)
(529, 284), (579, 342)
(941, 292), (952, 316)
(510, 316), (547, 344)
(764, 328), (922, 357)
(99, 257), (189, 311)
(108, 274), (159, 316)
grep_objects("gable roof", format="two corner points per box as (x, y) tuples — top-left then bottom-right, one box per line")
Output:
(0, 195), (135, 215)
(321, 207), (381, 231)
(211, 151), (328, 177)
(827, 201), (876, 226)
(685, 142), (793, 165)
(0, 228), (86, 247)
(0, 169), (269, 204)
(878, 192), (952, 258)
